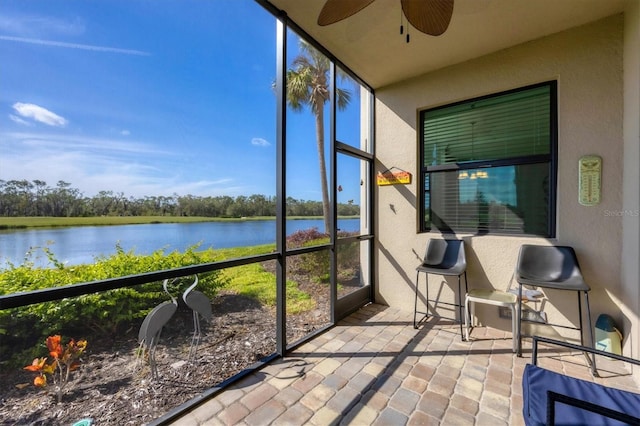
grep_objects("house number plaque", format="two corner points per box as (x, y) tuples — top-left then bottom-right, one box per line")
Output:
(578, 155), (602, 206)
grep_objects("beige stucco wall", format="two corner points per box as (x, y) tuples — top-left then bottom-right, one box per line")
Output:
(622, 0), (640, 359)
(374, 15), (631, 348)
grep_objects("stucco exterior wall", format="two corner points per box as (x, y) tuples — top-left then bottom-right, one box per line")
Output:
(622, 0), (640, 359)
(374, 15), (627, 345)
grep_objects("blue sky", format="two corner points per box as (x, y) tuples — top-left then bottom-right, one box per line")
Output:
(0, 0), (364, 203)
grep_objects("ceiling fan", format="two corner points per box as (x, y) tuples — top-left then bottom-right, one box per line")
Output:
(317, 0), (454, 39)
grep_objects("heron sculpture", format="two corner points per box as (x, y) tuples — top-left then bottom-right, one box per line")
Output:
(182, 274), (212, 360)
(137, 278), (178, 378)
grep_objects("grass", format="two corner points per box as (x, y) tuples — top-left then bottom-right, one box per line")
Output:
(1, 220), (333, 314)
(213, 244), (315, 314)
(213, 244), (276, 259)
(1, 242), (317, 314)
(0, 215), (354, 230)
(0, 216), (278, 229)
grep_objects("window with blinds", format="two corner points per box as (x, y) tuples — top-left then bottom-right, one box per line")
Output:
(419, 82), (557, 236)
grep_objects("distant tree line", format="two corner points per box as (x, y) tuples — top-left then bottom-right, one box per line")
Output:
(0, 179), (360, 218)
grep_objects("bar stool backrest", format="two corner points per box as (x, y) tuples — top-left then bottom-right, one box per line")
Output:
(517, 245), (582, 283)
(422, 239), (466, 275)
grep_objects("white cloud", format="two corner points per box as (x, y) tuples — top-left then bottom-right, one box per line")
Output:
(0, 35), (150, 56)
(8, 114), (31, 126)
(5, 132), (170, 156)
(251, 137), (270, 147)
(0, 131), (243, 198)
(12, 103), (68, 127)
(0, 15), (85, 37)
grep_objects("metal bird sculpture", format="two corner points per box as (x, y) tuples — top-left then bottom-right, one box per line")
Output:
(182, 274), (212, 360)
(137, 278), (178, 378)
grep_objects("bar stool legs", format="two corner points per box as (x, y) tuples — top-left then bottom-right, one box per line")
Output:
(413, 269), (467, 339)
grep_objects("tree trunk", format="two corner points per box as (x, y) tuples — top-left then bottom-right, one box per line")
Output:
(315, 107), (330, 234)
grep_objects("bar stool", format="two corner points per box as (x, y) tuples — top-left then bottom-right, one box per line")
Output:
(465, 289), (519, 352)
(515, 244), (595, 371)
(413, 239), (467, 339)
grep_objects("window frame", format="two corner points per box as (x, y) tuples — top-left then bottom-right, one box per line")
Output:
(418, 81), (558, 237)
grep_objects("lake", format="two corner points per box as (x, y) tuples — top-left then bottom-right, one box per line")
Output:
(0, 218), (360, 268)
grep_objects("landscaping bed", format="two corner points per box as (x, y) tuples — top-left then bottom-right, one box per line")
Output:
(0, 277), (334, 425)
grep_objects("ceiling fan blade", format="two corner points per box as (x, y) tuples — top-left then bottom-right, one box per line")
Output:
(318, 0), (376, 26)
(401, 0), (454, 36)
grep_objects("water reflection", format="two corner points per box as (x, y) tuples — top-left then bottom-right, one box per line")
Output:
(0, 219), (359, 267)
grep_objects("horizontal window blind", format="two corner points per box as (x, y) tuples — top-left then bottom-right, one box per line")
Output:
(428, 164), (549, 235)
(423, 85), (551, 167)
(420, 82), (556, 236)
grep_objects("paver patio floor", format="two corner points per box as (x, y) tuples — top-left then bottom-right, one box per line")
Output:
(169, 303), (638, 425)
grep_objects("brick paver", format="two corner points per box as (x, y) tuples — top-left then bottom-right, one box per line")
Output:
(167, 304), (639, 426)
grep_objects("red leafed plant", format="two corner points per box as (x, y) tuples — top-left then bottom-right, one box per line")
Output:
(24, 335), (87, 403)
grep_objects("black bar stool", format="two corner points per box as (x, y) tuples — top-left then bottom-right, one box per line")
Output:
(515, 244), (595, 372)
(414, 239), (467, 339)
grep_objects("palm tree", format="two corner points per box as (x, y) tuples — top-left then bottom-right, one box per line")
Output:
(285, 39), (351, 233)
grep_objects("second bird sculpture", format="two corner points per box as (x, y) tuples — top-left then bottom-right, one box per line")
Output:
(182, 275), (212, 360)
(137, 278), (178, 379)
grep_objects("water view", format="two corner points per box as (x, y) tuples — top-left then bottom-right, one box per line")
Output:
(0, 218), (360, 268)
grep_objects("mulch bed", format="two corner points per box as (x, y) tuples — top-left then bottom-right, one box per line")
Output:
(0, 264), (350, 425)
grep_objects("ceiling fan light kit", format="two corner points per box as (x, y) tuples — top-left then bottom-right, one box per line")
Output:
(318, 0), (454, 42)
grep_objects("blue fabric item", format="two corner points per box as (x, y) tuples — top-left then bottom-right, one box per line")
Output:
(522, 364), (640, 426)
(596, 314), (617, 333)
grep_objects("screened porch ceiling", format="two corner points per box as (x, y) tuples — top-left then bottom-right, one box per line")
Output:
(267, 0), (626, 89)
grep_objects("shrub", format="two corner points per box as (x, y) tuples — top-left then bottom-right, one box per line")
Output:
(286, 228), (360, 283)
(286, 228), (327, 248)
(24, 335), (87, 403)
(0, 244), (224, 367)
